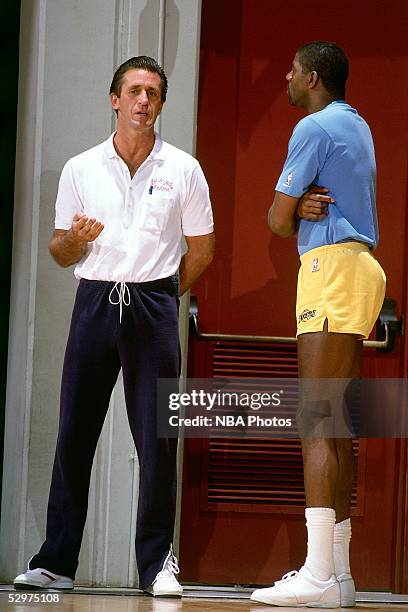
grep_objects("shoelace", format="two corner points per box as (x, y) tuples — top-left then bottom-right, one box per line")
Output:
(108, 281), (131, 323)
(275, 570), (299, 585)
(155, 545), (180, 583)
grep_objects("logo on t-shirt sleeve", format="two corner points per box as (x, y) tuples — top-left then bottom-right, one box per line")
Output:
(283, 172), (293, 188)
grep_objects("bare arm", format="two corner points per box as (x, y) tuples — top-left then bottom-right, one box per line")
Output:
(49, 212), (104, 267)
(179, 232), (215, 296)
(268, 192), (300, 237)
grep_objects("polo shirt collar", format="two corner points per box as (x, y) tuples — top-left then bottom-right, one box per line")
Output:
(104, 132), (166, 161)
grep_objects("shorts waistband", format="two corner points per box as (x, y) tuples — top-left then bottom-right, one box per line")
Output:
(79, 274), (179, 295)
(300, 241), (370, 264)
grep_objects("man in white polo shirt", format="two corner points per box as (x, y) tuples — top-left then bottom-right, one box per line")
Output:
(14, 56), (214, 597)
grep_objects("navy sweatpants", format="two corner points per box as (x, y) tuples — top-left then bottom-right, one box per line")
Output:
(30, 278), (180, 589)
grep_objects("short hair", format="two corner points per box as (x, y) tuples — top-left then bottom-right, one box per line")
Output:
(110, 56), (168, 102)
(297, 41), (349, 98)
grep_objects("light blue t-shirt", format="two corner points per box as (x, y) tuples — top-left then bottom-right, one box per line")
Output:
(276, 101), (378, 256)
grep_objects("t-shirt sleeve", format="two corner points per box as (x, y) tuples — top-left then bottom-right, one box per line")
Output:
(54, 160), (84, 230)
(275, 118), (332, 198)
(181, 163), (214, 236)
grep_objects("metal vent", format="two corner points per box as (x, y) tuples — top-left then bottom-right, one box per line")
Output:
(212, 342), (299, 378)
(203, 341), (363, 512)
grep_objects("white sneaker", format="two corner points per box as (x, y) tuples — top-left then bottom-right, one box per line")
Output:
(14, 567), (74, 590)
(144, 545), (183, 598)
(337, 572), (356, 607)
(250, 566), (340, 608)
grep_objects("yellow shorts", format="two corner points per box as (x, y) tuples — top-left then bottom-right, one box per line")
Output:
(296, 242), (386, 338)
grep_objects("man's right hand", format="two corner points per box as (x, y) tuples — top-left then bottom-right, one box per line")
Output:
(71, 212), (104, 243)
(297, 185), (334, 221)
(49, 212), (104, 267)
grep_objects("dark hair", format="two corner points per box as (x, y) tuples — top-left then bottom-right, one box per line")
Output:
(110, 56), (168, 102)
(297, 41), (349, 98)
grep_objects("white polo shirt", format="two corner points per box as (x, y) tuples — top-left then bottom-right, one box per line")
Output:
(55, 133), (214, 282)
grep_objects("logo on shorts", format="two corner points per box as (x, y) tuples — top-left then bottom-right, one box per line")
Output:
(298, 309), (317, 324)
(283, 172), (293, 187)
(312, 258), (319, 272)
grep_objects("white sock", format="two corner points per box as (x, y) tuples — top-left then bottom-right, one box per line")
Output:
(334, 518), (352, 577)
(304, 507), (336, 580)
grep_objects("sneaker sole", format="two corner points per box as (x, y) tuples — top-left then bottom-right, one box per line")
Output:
(14, 582), (73, 591)
(251, 594), (340, 608)
(306, 603), (341, 609)
(256, 603), (340, 608)
(14, 584), (74, 591)
(143, 590), (182, 598)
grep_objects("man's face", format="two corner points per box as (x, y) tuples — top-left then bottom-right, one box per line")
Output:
(286, 54), (310, 107)
(110, 68), (163, 131)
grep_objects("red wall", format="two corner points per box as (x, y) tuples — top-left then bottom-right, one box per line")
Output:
(193, 0), (408, 377)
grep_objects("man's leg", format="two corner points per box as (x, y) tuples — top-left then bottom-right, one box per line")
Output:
(332, 341), (362, 606)
(298, 329), (362, 515)
(298, 329), (361, 607)
(28, 281), (121, 579)
(118, 287), (180, 592)
(251, 330), (360, 607)
(334, 340), (362, 521)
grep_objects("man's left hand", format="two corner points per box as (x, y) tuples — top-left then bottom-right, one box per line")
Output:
(297, 185), (334, 221)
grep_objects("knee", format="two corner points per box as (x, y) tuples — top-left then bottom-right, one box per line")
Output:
(296, 399), (333, 437)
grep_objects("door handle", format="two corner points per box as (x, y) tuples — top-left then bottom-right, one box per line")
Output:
(374, 297), (404, 353)
(189, 296), (403, 352)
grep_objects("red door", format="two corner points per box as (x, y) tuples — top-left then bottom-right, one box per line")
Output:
(179, 0), (408, 592)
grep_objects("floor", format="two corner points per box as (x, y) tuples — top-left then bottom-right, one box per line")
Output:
(1, 586), (408, 612)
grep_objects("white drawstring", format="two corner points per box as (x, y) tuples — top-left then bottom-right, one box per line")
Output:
(108, 282), (130, 323)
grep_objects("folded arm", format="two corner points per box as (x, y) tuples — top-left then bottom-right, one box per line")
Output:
(268, 187), (334, 237)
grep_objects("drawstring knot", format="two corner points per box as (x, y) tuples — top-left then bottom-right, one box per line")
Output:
(109, 281), (130, 323)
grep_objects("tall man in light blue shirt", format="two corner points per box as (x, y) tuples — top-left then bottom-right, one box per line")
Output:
(251, 42), (385, 608)
(276, 97), (378, 256)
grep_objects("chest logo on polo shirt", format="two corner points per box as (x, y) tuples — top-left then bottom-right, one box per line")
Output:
(150, 177), (174, 192)
(312, 258), (320, 272)
(283, 172), (293, 187)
